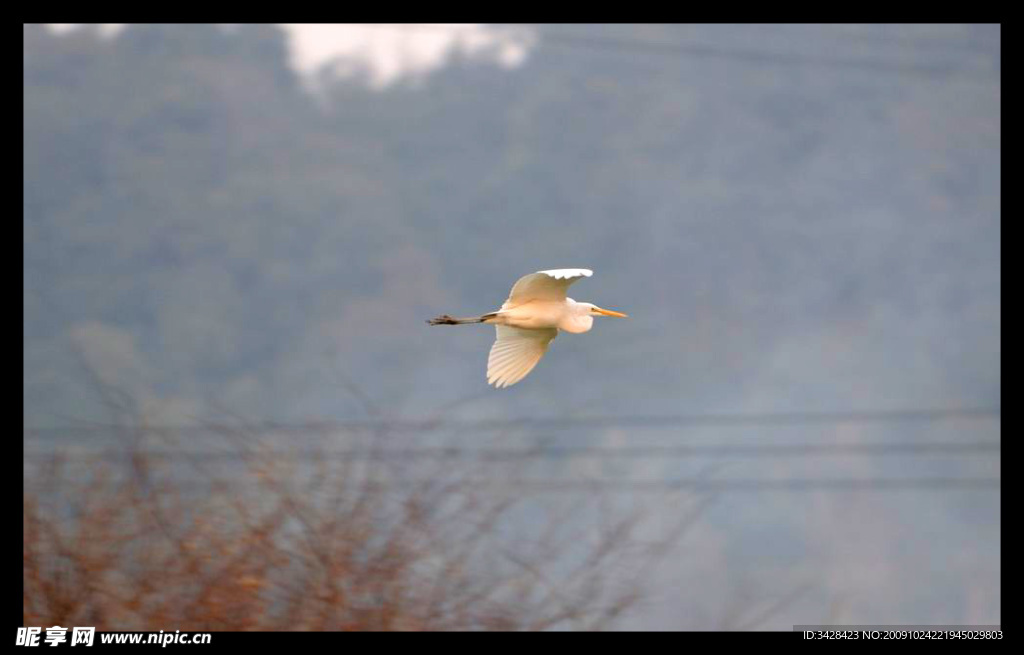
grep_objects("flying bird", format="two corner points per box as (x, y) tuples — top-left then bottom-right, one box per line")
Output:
(428, 268), (628, 388)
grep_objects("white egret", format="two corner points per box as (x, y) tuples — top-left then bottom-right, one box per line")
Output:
(428, 268), (628, 388)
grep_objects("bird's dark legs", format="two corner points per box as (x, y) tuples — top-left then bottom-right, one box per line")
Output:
(427, 314), (485, 326)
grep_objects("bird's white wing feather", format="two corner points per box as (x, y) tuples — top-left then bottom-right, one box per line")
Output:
(487, 325), (557, 388)
(503, 268), (593, 308)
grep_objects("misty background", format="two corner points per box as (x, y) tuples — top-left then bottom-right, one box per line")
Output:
(24, 24), (1000, 629)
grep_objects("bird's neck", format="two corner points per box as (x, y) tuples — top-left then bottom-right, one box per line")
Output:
(560, 303), (594, 334)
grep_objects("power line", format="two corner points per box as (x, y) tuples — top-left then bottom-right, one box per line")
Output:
(536, 31), (986, 78)
(769, 24), (999, 57)
(380, 24), (997, 80)
(24, 440), (1001, 461)
(478, 477), (1001, 493)
(24, 475), (996, 494)
(23, 407), (1000, 437)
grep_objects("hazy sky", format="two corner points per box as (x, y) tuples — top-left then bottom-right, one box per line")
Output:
(26, 24), (999, 629)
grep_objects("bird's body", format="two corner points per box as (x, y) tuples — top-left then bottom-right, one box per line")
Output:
(493, 298), (591, 332)
(428, 268), (627, 387)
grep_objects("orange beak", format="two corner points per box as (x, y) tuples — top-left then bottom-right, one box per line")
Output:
(594, 307), (629, 318)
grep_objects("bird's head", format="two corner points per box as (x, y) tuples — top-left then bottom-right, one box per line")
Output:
(580, 302), (628, 318)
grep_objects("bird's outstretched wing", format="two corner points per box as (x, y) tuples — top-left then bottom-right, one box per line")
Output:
(487, 325), (558, 388)
(502, 268), (593, 308)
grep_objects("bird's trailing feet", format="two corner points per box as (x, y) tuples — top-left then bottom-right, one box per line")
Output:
(427, 314), (486, 326)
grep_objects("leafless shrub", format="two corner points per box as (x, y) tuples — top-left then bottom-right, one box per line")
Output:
(24, 411), (694, 631)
